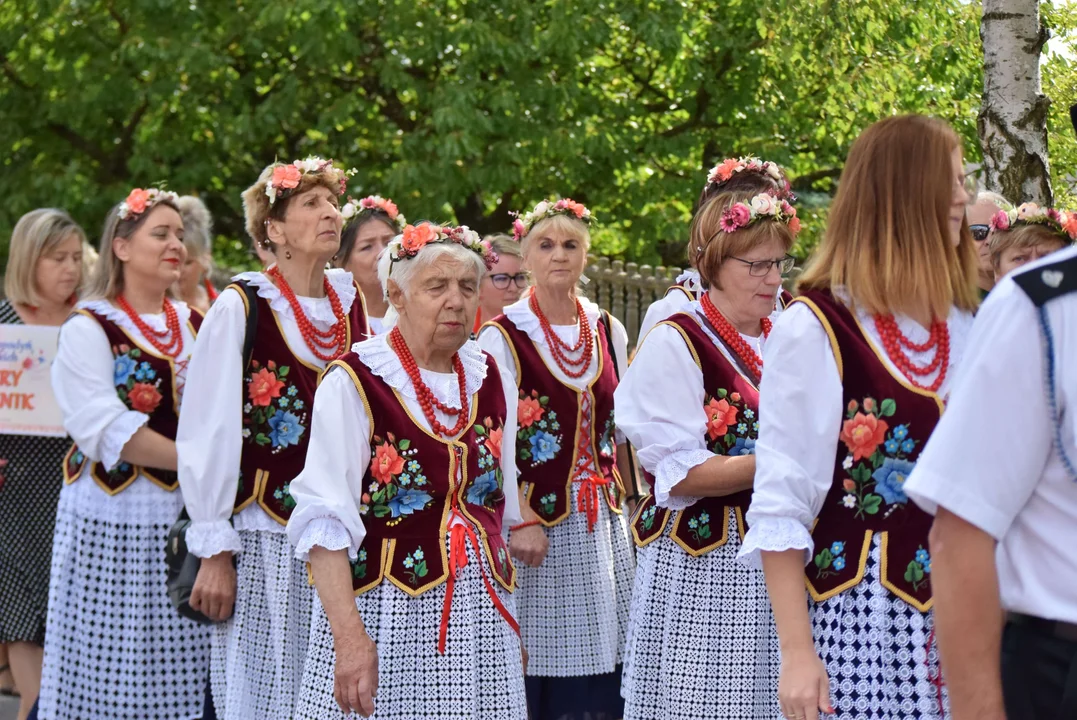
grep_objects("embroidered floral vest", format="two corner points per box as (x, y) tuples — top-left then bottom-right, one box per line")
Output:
(234, 281), (368, 524)
(795, 290), (943, 612)
(630, 311), (758, 556)
(63, 306), (203, 495)
(485, 315), (623, 527)
(332, 351), (515, 597)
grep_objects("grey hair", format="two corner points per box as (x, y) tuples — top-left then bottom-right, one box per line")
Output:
(376, 240), (488, 325)
(176, 195), (213, 258)
(975, 191), (1013, 211)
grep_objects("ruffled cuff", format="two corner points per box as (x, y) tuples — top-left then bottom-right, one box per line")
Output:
(186, 520), (244, 559)
(737, 516), (814, 570)
(294, 517), (356, 562)
(653, 448), (712, 511)
(99, 410), (150, 471)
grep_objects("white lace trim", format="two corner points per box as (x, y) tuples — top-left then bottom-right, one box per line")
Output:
(503, 294), (602, 349)
(99, 410), (150, 471)
(653, 448), (712, 511)
(737, 516), (814, 570)
(294, 517), (356, 561)
(78, 298), (193, 337)
(186, 520), (244, 559)
(674, 269), (702, 293)
(233, 503), (288, 534)
(353, 334), (488, 409)
(231, 268), (358, 326)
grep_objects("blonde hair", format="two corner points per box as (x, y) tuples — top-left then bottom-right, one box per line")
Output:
(484, 233), (524, 261)
(241, 163), (347, 248)
(693, 192), (796, 290)
(84, 199), (182, 300)
(522, 213), (591, 254)
(5, 208), (87, 306)
(988, 224), (1070, 269)
(798, 115), (979, 318)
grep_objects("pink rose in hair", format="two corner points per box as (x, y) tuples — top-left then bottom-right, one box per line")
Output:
(720, 204), (751, 233)
(1062, 213), (1077, 240)
(991, 210), (1010, 232)
(788, 216), (802, 235)
(781, 201), (795, 216)
(125, 188), (151, 215)
(513, 218), (527, 241)
(271, 164), (302, 190)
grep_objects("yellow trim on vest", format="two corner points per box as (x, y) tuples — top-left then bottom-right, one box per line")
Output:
(665, 284), (694, 302)
(788, 297), (844, 382)
(669, 506), (731, 557)
(327, 360), (375, 441)
(629, 495), (671, 548)
(655, 317), (702, 370)
(478, 320), (521, 381)
(878, 532), (934, 613)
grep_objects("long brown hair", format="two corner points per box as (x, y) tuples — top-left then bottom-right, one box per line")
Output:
(798, 115), (979, 318)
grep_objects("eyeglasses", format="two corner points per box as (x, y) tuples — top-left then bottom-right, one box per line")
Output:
(488, 272), (530, 290)
(728, 255), (796, 277)
(969, 224), (990, 242)
(959, 172), (979, 203)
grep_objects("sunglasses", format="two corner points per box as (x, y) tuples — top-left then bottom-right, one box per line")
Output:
(969, 224), (990, 242)
(488, 272), (530, 290)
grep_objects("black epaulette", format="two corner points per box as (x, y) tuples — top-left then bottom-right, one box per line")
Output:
(1013, 253), (1077, 307)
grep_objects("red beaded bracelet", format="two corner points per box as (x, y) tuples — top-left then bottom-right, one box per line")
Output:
(511, 519), (543, 532)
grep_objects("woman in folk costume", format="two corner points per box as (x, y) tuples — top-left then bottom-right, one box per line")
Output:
(478, 199), (635, 720)
(615, 190), (799, 720)
(738, 115), (980, 720)
(638, 157), (796, 342)
(41, 189), (211, 719)
(333, 195), (407, 336)
(176, 157), (368, 720)
(286, 223), (525, 719)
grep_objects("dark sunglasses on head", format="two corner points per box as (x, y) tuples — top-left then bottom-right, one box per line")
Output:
(489, 272), (530, 290)
(969, 224), (990, 242)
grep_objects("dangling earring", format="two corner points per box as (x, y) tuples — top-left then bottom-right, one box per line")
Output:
(285, 249), (292, 260)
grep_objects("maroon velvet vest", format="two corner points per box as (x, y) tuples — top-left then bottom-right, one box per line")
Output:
(63, 305), (203, 495)
(332, 350), (515, 597)
(630, 311), (757, 556)
(485, 314), (623, 528)
(233, 281), (369, 524)
(795, 290), (943, 612)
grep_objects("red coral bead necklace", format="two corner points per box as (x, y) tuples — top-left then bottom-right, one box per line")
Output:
(117, 295), (184, 358)
(389, 327), (470, 438)
(873, 314), (950, 393)
(529, 293), (593, 378)
(700, 292), (770, 380)
(267, 266), (349, 362)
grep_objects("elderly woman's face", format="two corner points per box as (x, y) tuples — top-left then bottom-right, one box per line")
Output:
(393, 256), (480, 353)
(270, 186), (342, 262)
(524, 227), (587, 292)
(713, 234), (788, 322)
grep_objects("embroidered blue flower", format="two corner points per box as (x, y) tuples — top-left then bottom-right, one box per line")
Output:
(872, 456), (915, 505)
(923, 559), (932, 573)
(884, 439), (899, 454)
(752, 422), (759, 433)
(408, 461), (420, 473)
(538, 420), (548, 430)
(403, 555), (415, 569)
(901, 439), (915, 454)
(893, 424), (909, 440)
(737, 423), (748, 434)
(134, 361), (153, 382)
(915, 548), (930, 565)
(729, 437), (756, 456)
(398, 473), (412, 487)
(268, 411), (305, 448)
(113, 355), (137, 386)
(466, 471), (501, 506)
(294, 400), (305, 410)
(387, 488), (433, 518)
(279, 398), (290, 408)
(831, 542), (845, 555)
(413, 548), (424, 560)
(529, 431), (561, 463)
(287, 385), (298, 397)
(744, 409), (755, 420)
(833, 556), (846, 571)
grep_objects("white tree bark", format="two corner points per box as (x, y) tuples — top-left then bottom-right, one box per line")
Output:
(978, 0), (1052, 205)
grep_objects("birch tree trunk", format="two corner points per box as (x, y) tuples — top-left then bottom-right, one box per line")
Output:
(978, 0), (1052, 205)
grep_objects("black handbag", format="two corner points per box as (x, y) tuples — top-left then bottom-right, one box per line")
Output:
(165, 280), (259, 623)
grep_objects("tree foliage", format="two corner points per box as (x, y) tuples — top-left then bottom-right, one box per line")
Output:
(0, 0), (1025, 274)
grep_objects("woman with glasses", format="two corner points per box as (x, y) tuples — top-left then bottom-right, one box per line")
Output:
(474, 234), (528, 334)
(738, 115), (979, 720)
(614, 190), (797, 720)
(478, 199), (634, 720)
(966, 191), (1012, 299)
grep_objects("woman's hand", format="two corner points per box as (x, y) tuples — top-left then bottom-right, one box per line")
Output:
(510, 525), (549, 567)
(189, 552), (236, 622)
(777, 646), (833, 720)
(333, 626), (379, 717)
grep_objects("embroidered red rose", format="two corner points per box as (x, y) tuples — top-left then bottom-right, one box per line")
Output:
(730, 392), (741, 403)
(485, 427), (503, 460)
(518, 397), (544, 428)
(128, 382), (162, 413)
(372, 443), (405, 484)
(271, 164), (301, 189)
(248, 368), (285, 407)
(840, 412), (888, 461)
(706, 398), (738, 440)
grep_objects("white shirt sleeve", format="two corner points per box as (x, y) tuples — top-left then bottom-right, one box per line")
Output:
(905, 281), (1052, 539)
(609, 315), (630, 445)
(287, 365), (372, 561)
(51, 313), (149, 470)
(613, 323), (707, 511)
(176, 288), (247, 558)
(498, 364), (523, 529)
(739, 302), (844, 568)
(477, 326), (520, 388)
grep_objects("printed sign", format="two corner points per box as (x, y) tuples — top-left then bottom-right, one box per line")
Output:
(0, 325), (65, 437)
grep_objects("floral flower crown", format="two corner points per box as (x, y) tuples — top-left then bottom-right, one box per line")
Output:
(719, 193), (802, 235)
(341, 195), (407, 232)
(706, 156), (795, 201)
(118, 187), (179, 220)
(264, 156), (355, 205)
(511, 198), (593, 241)
(389, 223), (499, 271)
(990, 202), (1077, 241)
